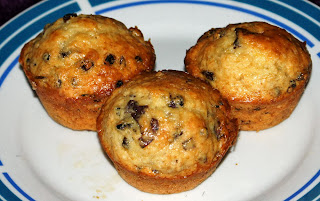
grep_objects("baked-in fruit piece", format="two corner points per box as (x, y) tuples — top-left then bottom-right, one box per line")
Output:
(97, 70), (238, 194)
(19, 14), (155, 130)
(185, 21), (312, 131)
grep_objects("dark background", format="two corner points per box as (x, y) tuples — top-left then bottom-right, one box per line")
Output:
(1, 0), (41, 26)
(1, 0), (320, 26)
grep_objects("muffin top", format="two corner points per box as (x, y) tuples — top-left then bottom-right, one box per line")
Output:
(97, 70), (238, 177)
(185, 21), (312, 103)
(19, 14), (155, 98)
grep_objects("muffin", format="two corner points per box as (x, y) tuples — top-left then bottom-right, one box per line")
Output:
(97, 70), (238, 194)
(185, 21), (312, 131)
(19, 14), (155, 131)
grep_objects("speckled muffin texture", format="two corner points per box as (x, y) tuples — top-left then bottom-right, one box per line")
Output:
(185, 21), (312, 131)
(19, 14), (155, 131)
(97, 70), (238, 194)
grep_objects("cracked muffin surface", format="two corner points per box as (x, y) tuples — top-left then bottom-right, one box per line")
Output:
(185, 21), (311, 131)
(19, 14), (155, 130)
(97, 70), (238, 194)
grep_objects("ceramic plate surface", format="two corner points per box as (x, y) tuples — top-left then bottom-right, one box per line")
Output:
(0, 0), (319, 200)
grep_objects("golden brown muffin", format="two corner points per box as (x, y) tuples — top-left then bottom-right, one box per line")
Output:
(19, 14), (155, 131)
(97, 70), (238, 194)
(185, 21), (312, 131)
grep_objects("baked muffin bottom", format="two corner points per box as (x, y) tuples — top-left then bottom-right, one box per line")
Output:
(36, 87), (107, 130)
(114, 159), (219, 194)
(229, 84), (306, 131)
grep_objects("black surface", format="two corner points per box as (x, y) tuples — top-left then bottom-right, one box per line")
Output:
(0, 0), (42, 26)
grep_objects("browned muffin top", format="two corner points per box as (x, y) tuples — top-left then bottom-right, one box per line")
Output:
(185, 21), (311, 103)
(20, 14), (155, 98)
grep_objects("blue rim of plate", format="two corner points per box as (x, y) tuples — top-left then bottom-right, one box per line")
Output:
(0, 1), (319, 200)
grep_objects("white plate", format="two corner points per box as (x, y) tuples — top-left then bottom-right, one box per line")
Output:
(0, 0), (319, 200)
